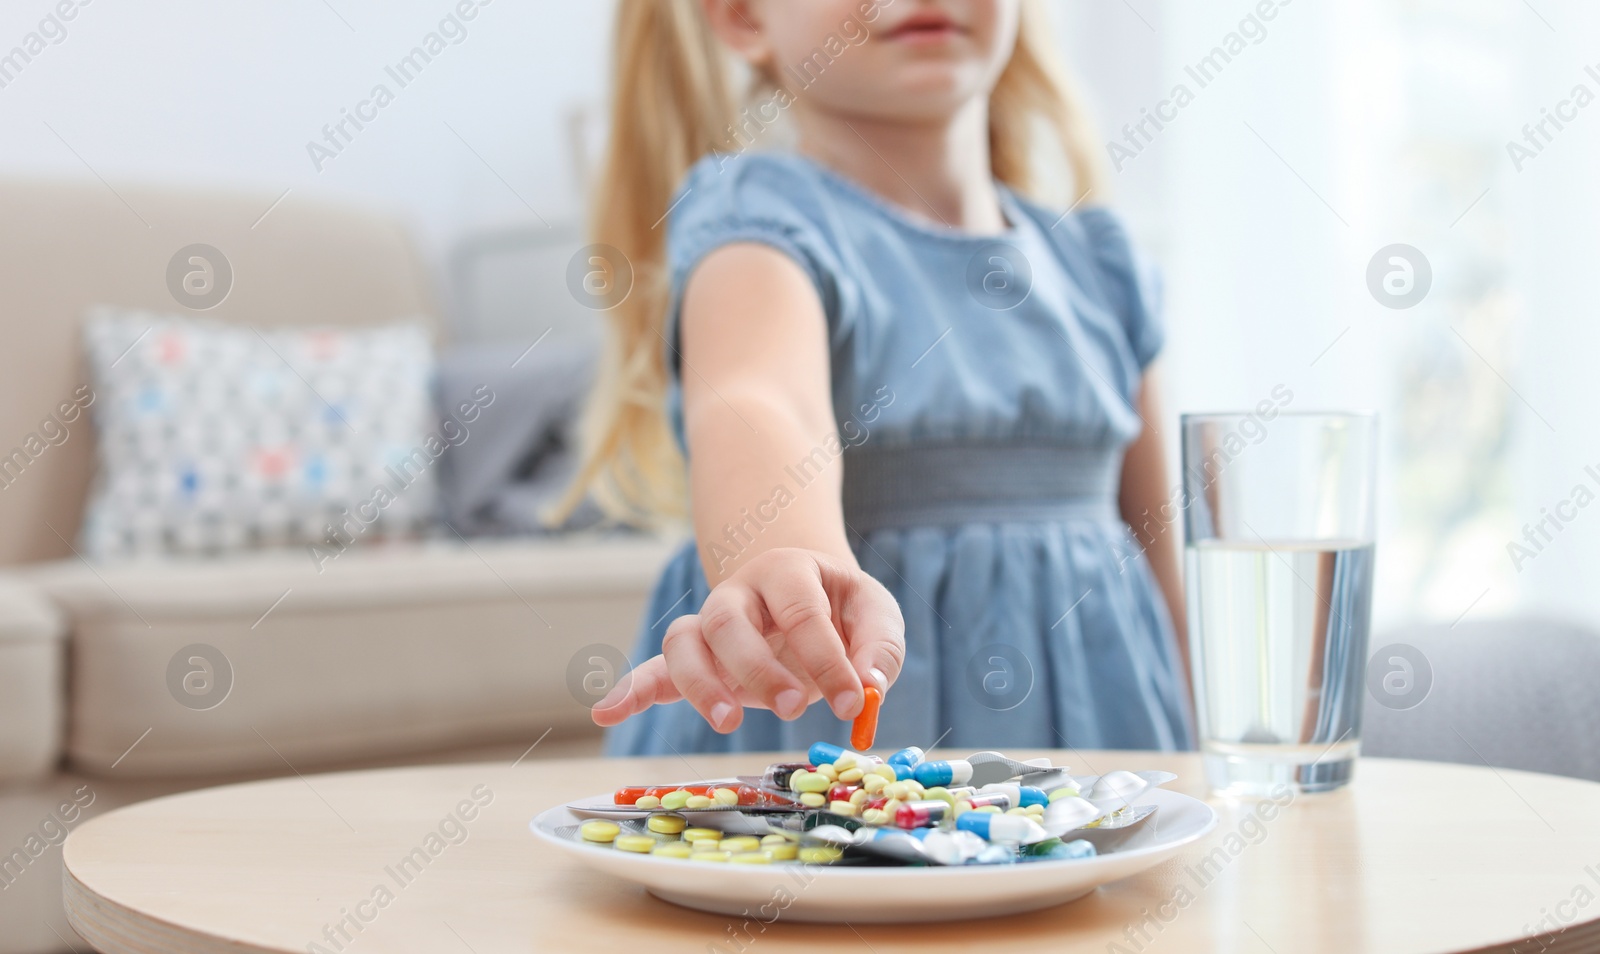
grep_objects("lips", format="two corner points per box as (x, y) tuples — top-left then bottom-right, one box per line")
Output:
(884, 10), (964, 42)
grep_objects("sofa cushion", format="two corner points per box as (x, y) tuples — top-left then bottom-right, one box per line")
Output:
(22, 534), (680, 778)
(0, 179), (438, 567)
(0, 577), (67, 784)
(80, 312), (439, 560)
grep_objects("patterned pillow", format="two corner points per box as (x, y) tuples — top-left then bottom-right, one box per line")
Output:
(81, 310), (438, 560)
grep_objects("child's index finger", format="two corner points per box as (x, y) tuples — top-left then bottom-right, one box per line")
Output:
(850, 684), (882, 750)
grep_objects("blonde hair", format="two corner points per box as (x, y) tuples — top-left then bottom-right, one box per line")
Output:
(554, 0), (1107, 525)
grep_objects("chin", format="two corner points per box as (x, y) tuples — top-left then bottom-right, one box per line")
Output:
(801, 55), (994, 124)
(868, 71), (989, 118)
(849, 95), (973, 125)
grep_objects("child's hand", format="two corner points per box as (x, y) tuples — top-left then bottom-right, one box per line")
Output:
(591, 548), (905, 733)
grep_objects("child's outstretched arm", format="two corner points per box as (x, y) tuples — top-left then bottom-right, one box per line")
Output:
(592, 243), (906, 733)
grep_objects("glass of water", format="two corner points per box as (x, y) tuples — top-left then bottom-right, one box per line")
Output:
(1181, 411), (1378, 796)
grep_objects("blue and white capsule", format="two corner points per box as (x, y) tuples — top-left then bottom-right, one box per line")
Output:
(886, 746), (925, 769)
(955, 810), (1044, 843)
(913, 759), (973, 787)
(978, 782), (1047, 808)
(1018, 786), (1049, 808)
(808, 742), (847, 766)
(806, 741), (883, 767)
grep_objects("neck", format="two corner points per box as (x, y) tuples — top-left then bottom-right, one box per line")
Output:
(793, 99), (1006, 234)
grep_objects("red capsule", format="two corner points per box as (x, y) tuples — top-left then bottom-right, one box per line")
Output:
(967, 792), (1012, 811)
(893, 800), (949, 829)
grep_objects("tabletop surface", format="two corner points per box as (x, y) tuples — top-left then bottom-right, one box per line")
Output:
(61, 750), (1600, 954)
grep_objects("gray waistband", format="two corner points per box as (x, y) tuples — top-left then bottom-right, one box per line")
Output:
(841, 443), (1121, 532)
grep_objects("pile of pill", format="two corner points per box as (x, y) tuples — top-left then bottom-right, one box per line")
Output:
(792, 743), (1094, 864)
(577, 814), (835, 864)
(577, 740), (1147, 867)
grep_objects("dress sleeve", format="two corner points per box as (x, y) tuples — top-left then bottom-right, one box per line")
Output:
(661, 155), (852, 381)
(1076, 207), (1166, 371)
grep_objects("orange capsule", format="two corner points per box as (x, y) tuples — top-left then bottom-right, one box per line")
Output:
(851, 685), (882, 751)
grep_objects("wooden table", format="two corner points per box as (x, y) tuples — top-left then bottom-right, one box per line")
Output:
(61, 752), (1600, 954)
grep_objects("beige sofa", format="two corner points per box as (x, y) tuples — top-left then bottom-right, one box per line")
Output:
(0, 180), (676, 953)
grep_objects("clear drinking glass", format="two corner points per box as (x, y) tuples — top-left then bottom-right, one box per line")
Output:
(1181, 411), (1378, 796)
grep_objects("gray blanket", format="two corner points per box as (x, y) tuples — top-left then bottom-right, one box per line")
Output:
(434, 339), (605, 535)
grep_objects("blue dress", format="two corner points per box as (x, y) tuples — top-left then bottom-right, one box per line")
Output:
(605, 152), (1192, 756)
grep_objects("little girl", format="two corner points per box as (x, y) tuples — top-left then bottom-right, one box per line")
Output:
(567, 0), (1193, 755)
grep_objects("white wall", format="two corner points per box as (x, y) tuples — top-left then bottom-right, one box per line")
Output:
(0, 0), (612, 264)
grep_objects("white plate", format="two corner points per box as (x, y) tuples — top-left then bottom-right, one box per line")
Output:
(529, 788), (1217, 923)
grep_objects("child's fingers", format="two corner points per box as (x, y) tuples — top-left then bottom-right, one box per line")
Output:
(660, 614), (744, 733)
(757, 568), (864, 720)
(698, 584), (810, 720)
(590, 654), (678, 727)
(835, 570), (907, 695)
